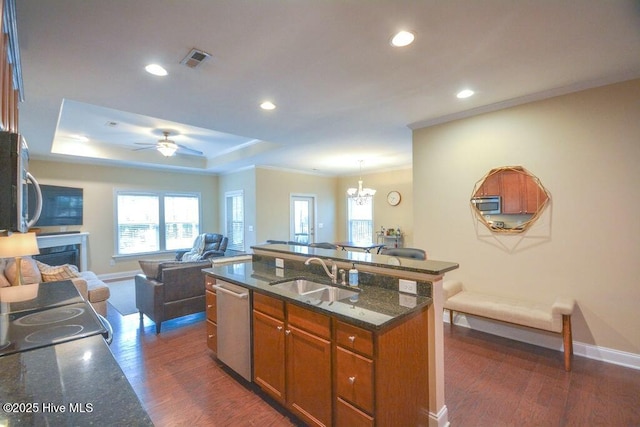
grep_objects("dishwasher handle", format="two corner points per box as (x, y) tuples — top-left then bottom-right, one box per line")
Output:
(213, 284), (249, 299)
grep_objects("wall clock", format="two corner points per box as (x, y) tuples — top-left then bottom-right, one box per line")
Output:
(387, 190), (401, 206)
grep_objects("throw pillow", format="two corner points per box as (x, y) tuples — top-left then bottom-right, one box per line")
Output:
(138, 260), (165, 280)
(0, 259), (10, 288)
(36, 261), (81, 282)
(4, 257), (42, 285)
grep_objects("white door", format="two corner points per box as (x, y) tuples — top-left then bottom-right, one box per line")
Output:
(290, 195), (315, 244)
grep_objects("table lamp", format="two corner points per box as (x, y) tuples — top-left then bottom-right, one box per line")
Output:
(0, 232), (40, 287)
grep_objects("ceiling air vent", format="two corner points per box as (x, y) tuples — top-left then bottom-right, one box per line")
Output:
(180, 48), (211, 68)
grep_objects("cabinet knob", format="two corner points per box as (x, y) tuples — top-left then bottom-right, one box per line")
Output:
(277, 326), (283, 331)
(348, 376), (356, 384)
(285, 329), (291, 335)
(348, 335), (356, 343)
(208, 334), (214, 339)
(207, 304), (213, 309)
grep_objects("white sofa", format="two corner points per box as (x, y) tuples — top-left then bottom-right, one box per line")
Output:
(443, 280), (575, 371)
(0, 257), (110, 316)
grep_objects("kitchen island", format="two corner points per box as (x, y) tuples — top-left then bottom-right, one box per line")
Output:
(203, 243), (458, 427)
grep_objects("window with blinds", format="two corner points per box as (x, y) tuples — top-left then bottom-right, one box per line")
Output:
(116, 191), (200, 255)
(225, 190), (244, 251)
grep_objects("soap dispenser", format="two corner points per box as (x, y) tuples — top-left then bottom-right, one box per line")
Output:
(348, 263), (359, 287)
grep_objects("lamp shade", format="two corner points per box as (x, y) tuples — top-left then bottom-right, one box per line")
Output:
(0, 232), (40, 258)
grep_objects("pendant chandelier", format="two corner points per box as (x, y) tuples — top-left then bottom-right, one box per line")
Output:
(346, 160), (376, 205)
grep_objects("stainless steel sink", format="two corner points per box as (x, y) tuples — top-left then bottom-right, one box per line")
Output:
(309, 286), (358, 302)
(271, 279), (358, 302)
(271, 279), (329, 295)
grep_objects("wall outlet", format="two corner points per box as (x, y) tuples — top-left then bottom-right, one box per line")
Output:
(275, 267), (284, 277)
(399, 293), (417, 308)
(275, 258), (284, 268)
(399, 279), (417, 294)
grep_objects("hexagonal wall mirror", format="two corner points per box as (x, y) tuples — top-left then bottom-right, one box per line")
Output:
(471, 166), (550, 233)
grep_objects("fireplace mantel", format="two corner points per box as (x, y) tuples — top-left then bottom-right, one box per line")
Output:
(36, 232), (89, 271)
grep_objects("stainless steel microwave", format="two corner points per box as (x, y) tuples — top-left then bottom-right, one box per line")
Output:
(471, 196), (501, 215)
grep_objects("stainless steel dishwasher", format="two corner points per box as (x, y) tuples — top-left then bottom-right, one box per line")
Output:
(213, 280), (251, 381)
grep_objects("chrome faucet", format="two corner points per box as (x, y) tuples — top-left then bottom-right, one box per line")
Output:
(304, 257), (338, 284)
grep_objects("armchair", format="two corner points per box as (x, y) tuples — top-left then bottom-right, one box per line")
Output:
(176, 233), (228, 261)
(135, 260), (211, 333)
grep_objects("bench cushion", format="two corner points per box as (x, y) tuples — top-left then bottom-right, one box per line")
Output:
(445, 290), (562, 332)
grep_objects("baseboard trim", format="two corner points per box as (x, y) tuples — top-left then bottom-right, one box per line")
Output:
(445, 310), (640, 371)
(98, 269), (141, 282)
(428, 404), (449, 427)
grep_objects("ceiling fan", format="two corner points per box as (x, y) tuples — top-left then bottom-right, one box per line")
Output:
(134, 131), (203, 157)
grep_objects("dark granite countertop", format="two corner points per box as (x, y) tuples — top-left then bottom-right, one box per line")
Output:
(203, 260), (433, 331)
(251, 243), (459, 276)
(0, 334), (154, 426)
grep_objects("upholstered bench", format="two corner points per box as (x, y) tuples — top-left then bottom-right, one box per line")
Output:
(443, 280), (576, 371)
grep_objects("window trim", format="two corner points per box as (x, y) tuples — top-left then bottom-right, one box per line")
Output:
(346, 196), (374, 243)
(225, 190), (245, 251)
(114, 189), (201, 256)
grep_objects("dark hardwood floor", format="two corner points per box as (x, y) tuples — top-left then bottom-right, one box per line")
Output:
(106, 306), (640, 427)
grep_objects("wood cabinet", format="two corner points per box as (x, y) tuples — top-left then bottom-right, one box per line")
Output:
(253, 293), (332, 427)
(476, 168), (548, 214)
(204, 276), (217, 353)
(475, 171), (501, 196)
(1, 0), (22, 132)
(252, 294), (286, 404)
(253, 292), (430, 427)
(335, 310), (430, 427)
(501, 170), (548, 214)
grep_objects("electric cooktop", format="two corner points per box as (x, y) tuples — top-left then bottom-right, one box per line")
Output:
(0, 301), (107, 357)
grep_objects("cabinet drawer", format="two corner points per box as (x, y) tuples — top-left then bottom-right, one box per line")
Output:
(287, 303), (331, 340)
(206, 319), (217, 353)
(336, 320), (373, 357)
(336, 397), (374, 427)
(204, 275), (216, 291)
(205, 290), (217, 322)
(336, 347), (373, 414)
(253, 292), (285, 320)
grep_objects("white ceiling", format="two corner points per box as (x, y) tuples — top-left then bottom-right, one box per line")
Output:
(15, 0), (640, 176)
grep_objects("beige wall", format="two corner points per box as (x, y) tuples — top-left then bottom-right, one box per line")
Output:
(29, 160), (219, 275)
(218, 168), (257, 250)
(413, 79), (640, 354)
(337, 168), (414, 246)
(255, 167), (339, 244)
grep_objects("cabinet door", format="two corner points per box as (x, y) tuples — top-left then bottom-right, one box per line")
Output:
(206, 320), (217, 353)
(524, 175), (548, 214)
(477, 172), (502, 196)
(500, 170), (524, 213)
(253, 310), (286, 404)
(286, 324), (332, 427)
(336, 347), (374, 414)
(205, 290), (217, 322)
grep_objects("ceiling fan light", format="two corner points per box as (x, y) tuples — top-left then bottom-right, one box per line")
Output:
(157, 144), (177, 157)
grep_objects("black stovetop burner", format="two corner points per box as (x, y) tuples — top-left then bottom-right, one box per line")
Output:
(0, 301), (107, 357)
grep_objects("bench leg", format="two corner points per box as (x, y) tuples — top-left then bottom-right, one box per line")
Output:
(562, 315), (573, 371)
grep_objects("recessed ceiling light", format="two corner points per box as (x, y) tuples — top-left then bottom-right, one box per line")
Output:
(145, 64), (168, 76)
(456, 89), (475, 99)
(391, 31), (415, 47)
(260, 101), (276, 110)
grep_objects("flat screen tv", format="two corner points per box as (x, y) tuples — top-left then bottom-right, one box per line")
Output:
(29, 184), (84, 226)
